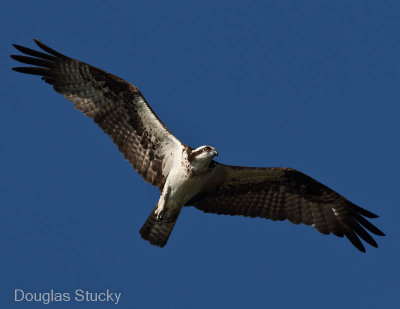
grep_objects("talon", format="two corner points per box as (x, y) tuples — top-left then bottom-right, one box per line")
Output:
(155, 209), (167, 221)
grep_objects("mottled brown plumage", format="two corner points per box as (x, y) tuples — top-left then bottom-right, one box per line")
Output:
(186, 165), (384, 252)
(11, 40), (385, 251)
(11, 40), (183, 190)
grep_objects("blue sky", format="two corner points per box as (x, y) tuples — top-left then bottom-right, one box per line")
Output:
(1, 1), (399, 308)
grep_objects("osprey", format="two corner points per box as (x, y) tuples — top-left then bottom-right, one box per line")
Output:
(11, 39), (385, 252)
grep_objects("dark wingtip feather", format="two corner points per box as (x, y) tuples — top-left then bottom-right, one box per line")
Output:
(10, 55), (52, 67)
(358, 246), (366, 253)
(12, 43), (58, 61)
(373, 230), (385, 237)
(12, 67), (27, 73)
(12, 67), (50, 76)
(12, 43), (25, 51)
(347, 235), (366, 252)
(353, 213), (385, 236)
(349, 204), (379, 218)
(33, 39), (68, 59)
(343, 228), (366, 252)
(350, 219), (379, 248)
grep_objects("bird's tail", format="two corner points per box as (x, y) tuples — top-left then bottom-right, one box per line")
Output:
(139, 206), (181, 247)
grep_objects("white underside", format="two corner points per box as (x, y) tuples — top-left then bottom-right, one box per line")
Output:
(154, 149), (215, 219)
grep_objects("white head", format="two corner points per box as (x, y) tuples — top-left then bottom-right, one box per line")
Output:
(188, 145), (218, 169)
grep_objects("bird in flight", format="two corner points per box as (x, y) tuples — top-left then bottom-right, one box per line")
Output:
(11, 39), (385, 252)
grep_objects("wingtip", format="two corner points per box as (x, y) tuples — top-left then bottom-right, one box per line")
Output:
(12, 43), (28, 54)
(355, 241), (366, 253)
(10, 55), (20, 61)
(349, 203), (380, 218)
(33, 38), (43, 48)
(12, 43), (24, 52)
(371, 226), (385, 237)
(358, 244), (366, 253)
(32, 38), (68, 59)
(11, 67), (32, 74)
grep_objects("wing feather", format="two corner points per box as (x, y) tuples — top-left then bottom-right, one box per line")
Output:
(11, 39), (185, 189)
(187, 163), (384, 252)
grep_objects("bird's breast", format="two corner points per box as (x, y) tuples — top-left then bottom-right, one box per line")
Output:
(165, 161), (210, 205)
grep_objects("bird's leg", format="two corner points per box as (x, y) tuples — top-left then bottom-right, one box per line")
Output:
(155, 187), (170, 220)
(155, 198), (166, 220)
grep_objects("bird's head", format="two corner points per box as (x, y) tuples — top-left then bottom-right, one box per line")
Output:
(188, 145), (218, 167)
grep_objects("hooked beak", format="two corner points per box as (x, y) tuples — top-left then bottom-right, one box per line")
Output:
(213, 149), (218, 157)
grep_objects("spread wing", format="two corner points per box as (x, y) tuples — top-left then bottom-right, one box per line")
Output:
(11, 39), (185, 190)
(187, 163), (385, 252)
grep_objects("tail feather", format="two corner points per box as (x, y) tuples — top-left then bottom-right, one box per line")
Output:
(140, 206), (181, 247)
